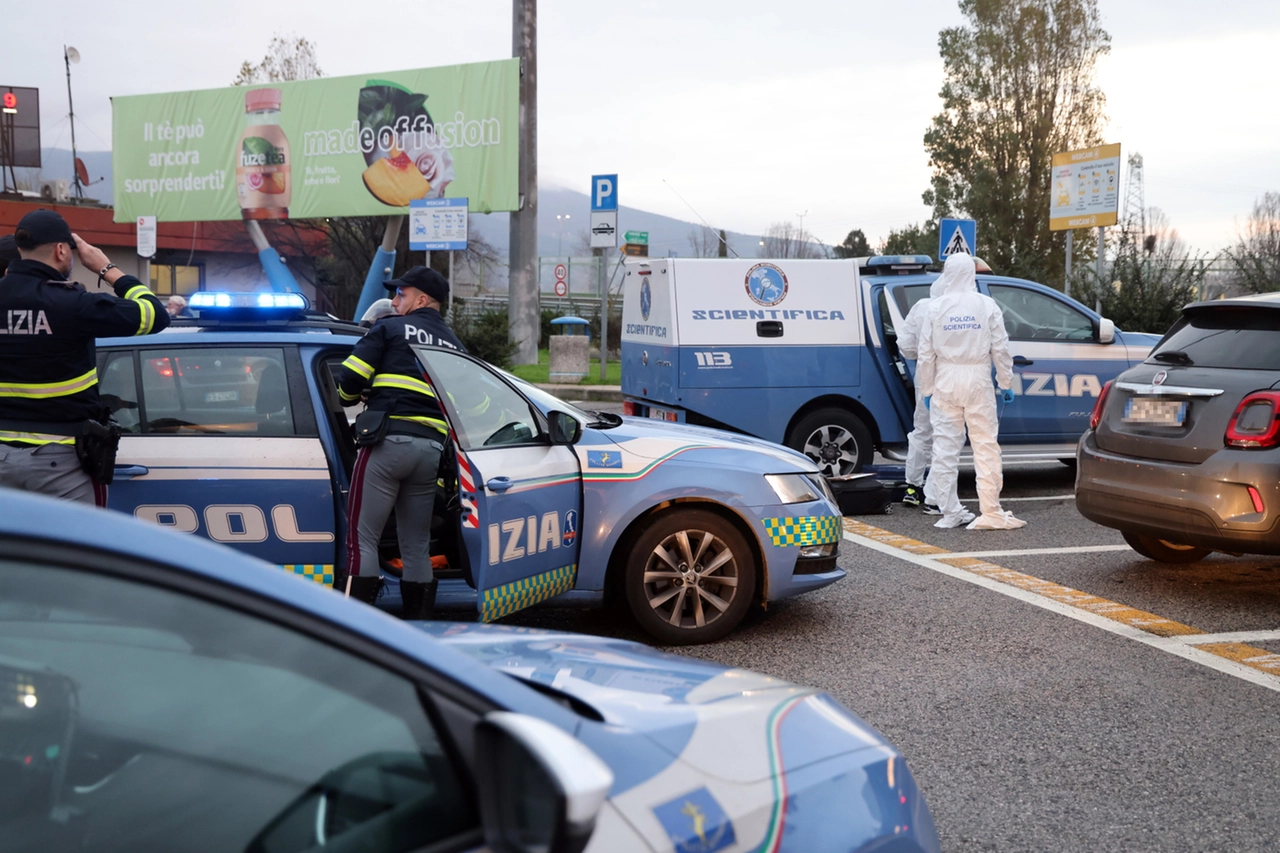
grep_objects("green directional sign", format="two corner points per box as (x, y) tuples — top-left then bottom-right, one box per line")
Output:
(623, 230), (649, 245)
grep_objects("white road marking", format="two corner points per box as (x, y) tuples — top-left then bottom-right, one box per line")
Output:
(953, 545), (1130, 558)
(1173, 630), (1280, 646)
(843, 529), (1280, 694)
(959, 494), (1076, 503)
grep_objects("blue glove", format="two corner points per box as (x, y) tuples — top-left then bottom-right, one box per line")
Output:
(924, 395), (931, 410)
(1000, 388), (1015, 404)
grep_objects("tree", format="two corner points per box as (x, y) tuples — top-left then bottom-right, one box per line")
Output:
(761, 221), (821, 258)
(879, 222), (939, 258)
(832, 229), (872, 259)
(688, 225), (724, 258)
(923, 0), (1110, 287)
(233, 35), (323, 85)
(1224, 191), (1280, 293)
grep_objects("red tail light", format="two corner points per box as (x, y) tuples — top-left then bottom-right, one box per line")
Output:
(1089, 380), (1114, 431)
(1225, 391), (1280, 448)
(621, 401), (636, 416)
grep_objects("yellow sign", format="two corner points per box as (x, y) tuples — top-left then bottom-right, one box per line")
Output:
(1049, 143), (1121, 231)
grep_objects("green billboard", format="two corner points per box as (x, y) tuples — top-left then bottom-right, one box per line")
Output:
(112, 59), (518, 223)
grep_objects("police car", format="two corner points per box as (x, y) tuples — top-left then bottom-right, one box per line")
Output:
(621, 256), (1163, 476)
(0, 491), (940, 852)
(94, 292), (844, 645)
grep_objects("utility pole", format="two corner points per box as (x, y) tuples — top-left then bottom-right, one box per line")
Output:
(508, 0), (539, 365)
(64, 46), (83, 199)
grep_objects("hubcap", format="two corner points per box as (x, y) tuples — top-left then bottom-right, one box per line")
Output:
(802, 425), (859, 477)
(641, 529), (740, 630)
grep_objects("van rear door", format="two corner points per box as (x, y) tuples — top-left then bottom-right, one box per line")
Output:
(620, 260), (679, 404)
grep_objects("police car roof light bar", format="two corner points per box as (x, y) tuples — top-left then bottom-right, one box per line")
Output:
(189, 290), (310, 322)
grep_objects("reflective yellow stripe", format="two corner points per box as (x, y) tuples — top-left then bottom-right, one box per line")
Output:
(342, 355), (375, 380)
(338, 388), (361, 402)
(0, 368), (98, 398)
(0, 430), (75, 446)
(389, 414), (448, 433)
(460, 394), (491, 417)
(124, 284), (149, 301)
(134, 296), (156, 335)
(372, 373), (437, 398)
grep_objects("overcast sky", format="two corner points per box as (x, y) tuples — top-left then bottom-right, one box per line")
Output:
(11, 0), (1279, 255)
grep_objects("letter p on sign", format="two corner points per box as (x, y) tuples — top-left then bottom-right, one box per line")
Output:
(591, 174), (617, 211)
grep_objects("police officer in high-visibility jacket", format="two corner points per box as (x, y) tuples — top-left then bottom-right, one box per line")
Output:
(0, 209), (168, 505)
(335, 265), (465, 618)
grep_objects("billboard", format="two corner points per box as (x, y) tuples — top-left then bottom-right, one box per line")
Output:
(112, 59), (518, 223)
(0, 86), (41, 169)
(1049, 143), (1121, 231)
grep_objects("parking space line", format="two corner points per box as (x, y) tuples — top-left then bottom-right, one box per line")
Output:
(842, 518), (1280, 694)
(959, 494), (1075, 503)
(953, 545), (1131, 558)
(1172, 630), (1280, 645)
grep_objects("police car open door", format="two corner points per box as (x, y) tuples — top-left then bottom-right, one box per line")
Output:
(414, 348), (584, 623)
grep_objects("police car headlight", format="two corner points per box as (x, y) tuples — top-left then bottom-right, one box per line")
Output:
(810, 473), (836, 505)
(766, 474), (823, 504)
(799, 542), (837, 558)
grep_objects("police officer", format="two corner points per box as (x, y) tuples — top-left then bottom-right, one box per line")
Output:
(335, 265), (465, 618)
(0, 234), (19, 277)
(0, 209), (169, 504)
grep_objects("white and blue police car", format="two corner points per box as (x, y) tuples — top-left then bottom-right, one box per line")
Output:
(622, 256), (1164, 476)
(0, 490), (939, 852)
(93, 292), (844, 645)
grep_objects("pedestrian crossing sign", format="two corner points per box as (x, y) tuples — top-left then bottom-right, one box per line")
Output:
(938, 218), (977, 259)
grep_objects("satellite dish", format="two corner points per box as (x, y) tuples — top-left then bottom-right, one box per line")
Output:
(65, 46), (80, 64)
(75, 158), (89, 187)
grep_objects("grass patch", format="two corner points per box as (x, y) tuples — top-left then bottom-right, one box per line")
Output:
(509, 349), (621, 385)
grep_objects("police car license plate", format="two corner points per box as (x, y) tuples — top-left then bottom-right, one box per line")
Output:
(1123, 397), (1185, 426)
(205, 390), (239, 403)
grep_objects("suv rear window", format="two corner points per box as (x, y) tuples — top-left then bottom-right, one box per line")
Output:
(1150, 308), (1280, 370)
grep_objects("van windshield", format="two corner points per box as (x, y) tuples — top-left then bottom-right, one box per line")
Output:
(1149, 308), (1280, 370)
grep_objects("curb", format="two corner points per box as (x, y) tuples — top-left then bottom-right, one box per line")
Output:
(535, 383), (623, 403)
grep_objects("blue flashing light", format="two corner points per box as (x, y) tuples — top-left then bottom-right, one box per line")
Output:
(189, 290), (309, 319)
(865, 255), (933, 267)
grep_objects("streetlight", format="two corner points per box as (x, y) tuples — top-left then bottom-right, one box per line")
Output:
(556, 213), (571, 257)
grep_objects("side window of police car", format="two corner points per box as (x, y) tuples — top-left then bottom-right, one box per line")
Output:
(987, 284), (1095, 342)
(97, 351), (142, 434)
(0, 556), (479, 853)
(137, 347), (296, 436)
(414, 348), (541, 449)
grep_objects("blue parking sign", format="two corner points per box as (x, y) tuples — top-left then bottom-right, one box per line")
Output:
(939, 218), (977, 259)
(592, 174), (618, 211)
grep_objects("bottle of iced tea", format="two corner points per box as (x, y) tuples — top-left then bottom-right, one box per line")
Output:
(236, 88), (290, 220)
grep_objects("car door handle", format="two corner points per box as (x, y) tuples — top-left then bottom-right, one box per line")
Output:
(486, 477), (514, 493)
(1013, 356), (1034, 366)
(113, 465), (149, 480)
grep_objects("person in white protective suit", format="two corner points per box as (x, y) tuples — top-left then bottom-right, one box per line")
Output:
(896, 276), (948, 513)
(917, 253), (1027, 530)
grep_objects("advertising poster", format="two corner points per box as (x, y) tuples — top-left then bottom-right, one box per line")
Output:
(112, 59), (518, 223)
(1049, 143), (1121, 231)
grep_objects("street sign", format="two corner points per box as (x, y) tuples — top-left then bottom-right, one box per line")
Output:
(623, 230), (648, 245)
(136, 215), (156, 257)
(621, 242), (648, 257)
(1049, 143), (1121, 231)
(591, 174), (617, 211)
(939, 218), (976, 259)
(554, 280), (567, 297)
(409, 197), (468, 251)
(590, 211), (617, 249)
(554, 263), (567, 281)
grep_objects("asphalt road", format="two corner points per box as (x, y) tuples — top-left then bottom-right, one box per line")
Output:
(507, 460), (1280, 852)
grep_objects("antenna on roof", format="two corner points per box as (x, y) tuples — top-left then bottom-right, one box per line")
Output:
(661, 178), (739, 258)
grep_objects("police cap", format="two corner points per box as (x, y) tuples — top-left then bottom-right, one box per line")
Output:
(15, 209), (74, 249)
(385, 265), (448, 303)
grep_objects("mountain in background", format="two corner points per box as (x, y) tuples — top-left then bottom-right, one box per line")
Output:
(18, 150), (766, 258)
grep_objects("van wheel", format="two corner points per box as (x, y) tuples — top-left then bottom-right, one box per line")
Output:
(624, 509), (756, 646)
(787, 408), (872, 477)
(1122, 532), (1211, 564)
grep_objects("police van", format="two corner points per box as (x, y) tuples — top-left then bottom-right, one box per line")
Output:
(621, 255), (1162, 476)
(94, 292), (844, 644)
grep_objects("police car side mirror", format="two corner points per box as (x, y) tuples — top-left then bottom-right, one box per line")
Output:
(1097, 317), (1115, 344)
(548, 411), (582, 445)
(475, 712), (612, 853)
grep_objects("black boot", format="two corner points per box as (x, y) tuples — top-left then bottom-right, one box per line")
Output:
(343, 575), (382, 605)
(400, 579), (438, 620)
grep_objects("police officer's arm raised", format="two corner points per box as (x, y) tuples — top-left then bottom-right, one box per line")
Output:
(70, 234), (169, 337)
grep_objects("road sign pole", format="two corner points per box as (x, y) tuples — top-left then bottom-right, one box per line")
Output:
(1064, 230), (1073, 297)
(1096, 225), (1105, 314)
(598, 249), (608, 381)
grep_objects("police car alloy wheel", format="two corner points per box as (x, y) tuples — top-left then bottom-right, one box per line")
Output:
(625, 509), (756, 646)
(788, 408), (873, 478)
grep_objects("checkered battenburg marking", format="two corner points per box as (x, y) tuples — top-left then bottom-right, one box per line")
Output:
(283, 564), (335, 585)
(762, 516), (841, 547)
(482, 564), (577, 622)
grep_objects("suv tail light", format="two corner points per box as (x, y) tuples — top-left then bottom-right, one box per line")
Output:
(621, 401), (636, 416)
(1225, 391), (1280, 448)
(1089, 380), (1114, 431)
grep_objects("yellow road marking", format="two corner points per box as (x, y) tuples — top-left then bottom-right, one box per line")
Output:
(843, 518), (1280, 680)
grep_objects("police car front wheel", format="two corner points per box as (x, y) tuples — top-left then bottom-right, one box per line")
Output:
(788, 408), (872, 477)
(624, 509), (756, 645)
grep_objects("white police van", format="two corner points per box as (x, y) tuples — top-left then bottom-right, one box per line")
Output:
(93, 292), (844, 644)
(621, 256), (1162, 476)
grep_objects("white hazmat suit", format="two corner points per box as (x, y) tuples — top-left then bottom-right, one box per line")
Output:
(917, 254), (1026, 530)
(896, 276), (947, 509)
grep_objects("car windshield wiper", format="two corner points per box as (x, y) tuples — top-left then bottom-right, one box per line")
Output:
(584, 411), (623, 429)
(1153, 350), (1194, 365)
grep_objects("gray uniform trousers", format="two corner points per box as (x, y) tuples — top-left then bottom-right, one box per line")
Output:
(0, 443), (100, 505)
(344, 434), (443, 583)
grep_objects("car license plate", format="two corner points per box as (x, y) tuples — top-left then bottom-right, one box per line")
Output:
(205, 390), (239, 403)
(1123, 397), (1186, 426)
(648, 406), (677, 422)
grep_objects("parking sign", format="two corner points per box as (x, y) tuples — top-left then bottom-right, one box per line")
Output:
(591, 174), (617, 212)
